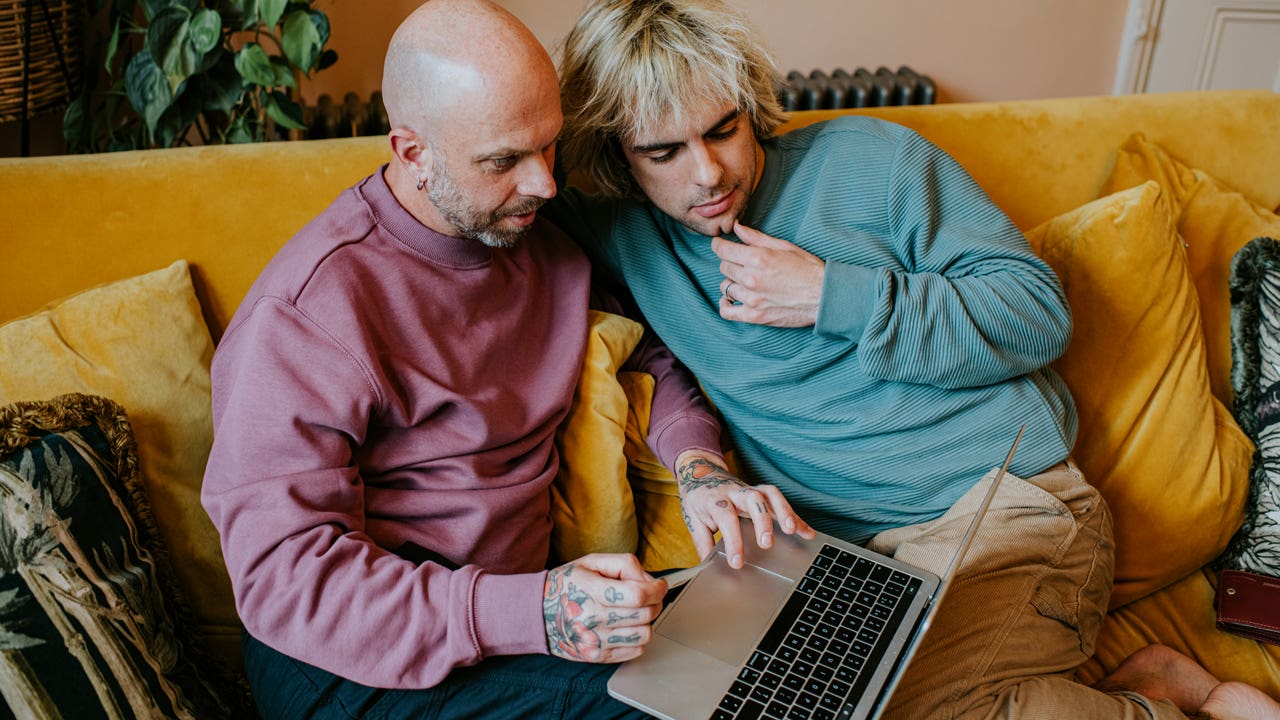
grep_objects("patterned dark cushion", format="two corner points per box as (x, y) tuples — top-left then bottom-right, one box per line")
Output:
(1226, 237), (1280, 575)
(0, 394), (251, 719)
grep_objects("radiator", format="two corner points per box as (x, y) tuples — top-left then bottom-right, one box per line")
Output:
(303, 91), (390, 139)
(301, 66), (937, 140)
(778, 66), (936, 110)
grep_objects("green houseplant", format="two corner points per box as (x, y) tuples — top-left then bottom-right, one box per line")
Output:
(64, 0), (338, 152)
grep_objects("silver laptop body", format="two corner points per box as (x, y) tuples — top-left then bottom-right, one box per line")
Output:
(608, 426), (1025, 720)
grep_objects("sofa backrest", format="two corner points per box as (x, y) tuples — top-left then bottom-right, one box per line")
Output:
(3, 88), (1277, 355)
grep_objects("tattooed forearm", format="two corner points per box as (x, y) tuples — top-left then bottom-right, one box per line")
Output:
(678, 457), (740, 495)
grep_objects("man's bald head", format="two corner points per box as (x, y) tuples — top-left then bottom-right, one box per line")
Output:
(382, 0), (554, 135)
(380, 0), (562, 245)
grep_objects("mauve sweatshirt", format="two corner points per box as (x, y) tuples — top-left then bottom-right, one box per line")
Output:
(201, 169), (721, 689)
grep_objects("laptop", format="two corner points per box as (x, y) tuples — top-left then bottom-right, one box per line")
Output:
(608, 425), (1026, 720)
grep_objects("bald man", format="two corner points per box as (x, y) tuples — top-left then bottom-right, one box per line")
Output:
(201, 1), (811, 716)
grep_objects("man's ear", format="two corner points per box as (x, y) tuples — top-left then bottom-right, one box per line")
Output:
(389, 128), (429, 184)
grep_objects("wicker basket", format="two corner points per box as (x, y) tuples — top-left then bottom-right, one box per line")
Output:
(0, 0), (82, 124)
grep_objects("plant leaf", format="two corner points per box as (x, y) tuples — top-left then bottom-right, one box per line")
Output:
(217, 0), (258, 30)
(234, 43), (276, 87)
(147, 6), (198, 93)
(62, 93), (91, 153)
(225, 115), (254, 144)
(270, 57), (297, 89)
(195, 50), (243, 112)
(308, 9), (330, 46)
(281, 10), (322, 73)
(124, 49), (173, 136)
(195, 43), (224, 75)
(317, 48), (338, 71)
(105, 17), (121, 74)
(154, 84), (203, 147)
(189, 9), (222, 55)
(266, 91), (307, 130)
(139, 0), (168, 20)
(260, 0), (287, 29)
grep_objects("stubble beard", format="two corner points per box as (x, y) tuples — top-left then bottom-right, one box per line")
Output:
(427, 170), (545, 249)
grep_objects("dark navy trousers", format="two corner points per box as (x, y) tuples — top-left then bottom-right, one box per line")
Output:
(242, 632), (652, 719)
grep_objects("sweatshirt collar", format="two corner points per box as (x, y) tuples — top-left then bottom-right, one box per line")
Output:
(359, 166), (494, 268)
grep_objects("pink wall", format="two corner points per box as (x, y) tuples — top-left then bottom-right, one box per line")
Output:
(0, 0), (1130, 155)
(310, 0), (1129, 105)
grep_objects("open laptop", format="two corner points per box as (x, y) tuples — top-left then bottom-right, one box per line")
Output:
(608, 425), (1026, 720)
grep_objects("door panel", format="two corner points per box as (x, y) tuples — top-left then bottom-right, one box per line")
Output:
(1115, 0), (1280, 93)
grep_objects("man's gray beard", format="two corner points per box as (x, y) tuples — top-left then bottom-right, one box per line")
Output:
(427, 171), (543, 249)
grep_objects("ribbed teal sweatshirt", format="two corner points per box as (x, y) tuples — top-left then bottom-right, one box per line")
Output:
(549, 116), (1078, 543)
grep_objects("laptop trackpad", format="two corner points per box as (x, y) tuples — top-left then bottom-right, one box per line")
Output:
(657, 560), (793, 667)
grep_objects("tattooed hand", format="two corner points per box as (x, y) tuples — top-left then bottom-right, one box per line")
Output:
(675, 450), (816, 568)
(543, 553), (667, 664)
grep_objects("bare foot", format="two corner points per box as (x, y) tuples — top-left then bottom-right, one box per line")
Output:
(1200, 681), (1280, 720)
(1093, 644), (1217, 712)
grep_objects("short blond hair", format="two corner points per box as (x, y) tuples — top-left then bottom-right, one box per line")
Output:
(558, 0), (787, 198)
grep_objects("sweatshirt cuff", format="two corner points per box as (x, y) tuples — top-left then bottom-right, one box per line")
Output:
(472, 570), (550, 657)
(815, 260), (878, 340)
(650, 414), (723, 470)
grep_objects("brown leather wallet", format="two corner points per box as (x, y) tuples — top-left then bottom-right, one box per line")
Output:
(1217, 569), (1280, 646)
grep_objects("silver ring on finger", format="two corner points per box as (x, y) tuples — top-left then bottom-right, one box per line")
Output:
(724, 280), (737, 303)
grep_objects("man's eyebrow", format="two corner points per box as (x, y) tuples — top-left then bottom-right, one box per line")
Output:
(473, 138), (557, 163)
(629, 110), (740, 154)
(472, 147), (522, 162)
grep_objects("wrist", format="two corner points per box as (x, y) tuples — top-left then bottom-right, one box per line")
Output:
(675, 452), (737, 496)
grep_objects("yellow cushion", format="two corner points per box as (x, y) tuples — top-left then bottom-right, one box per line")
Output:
(1099, 133), (1280, 405)
(550, 312), (724, 572)
(1026, 182), (1253, 608)
(1080, 567), (1280, 695)
(0, 261), (239, 664)
(619, 370), (701, 571)
(550, 310), (644, 563)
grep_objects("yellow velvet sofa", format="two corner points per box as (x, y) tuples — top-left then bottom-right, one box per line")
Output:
(2, 89), (1279, 710)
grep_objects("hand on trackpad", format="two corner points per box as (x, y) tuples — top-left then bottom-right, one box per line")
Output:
(656, 557), (792, 666)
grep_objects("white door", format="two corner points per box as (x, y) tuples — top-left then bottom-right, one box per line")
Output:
(1114, 0), (1280, 93)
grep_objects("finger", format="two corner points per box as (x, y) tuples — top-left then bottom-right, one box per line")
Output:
(719, 277), (740, 301)
(603, 645), (646, 664)
(734, 221), (792, 249)
(720, 294), (764, 325)
(754, 484), (819, 539)
(599, 602), (663, 631)
(578, 552), (653, 582)
(711, 235), (756, 266)
(709, 498), (747, 569)
(684, 508), (717, 560)
(735, 487), (775, 550)
(599, 577), (667, 609)
(600, 625), (653, 663)
(558, 617), (654, 665)
(720, 266), (752, 302)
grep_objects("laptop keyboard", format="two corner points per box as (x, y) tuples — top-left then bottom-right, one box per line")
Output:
(711, 545), (922, 720)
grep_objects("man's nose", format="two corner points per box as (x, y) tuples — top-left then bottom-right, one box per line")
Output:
(520, 151), (557, 199)
(690, 141), (724, 188)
